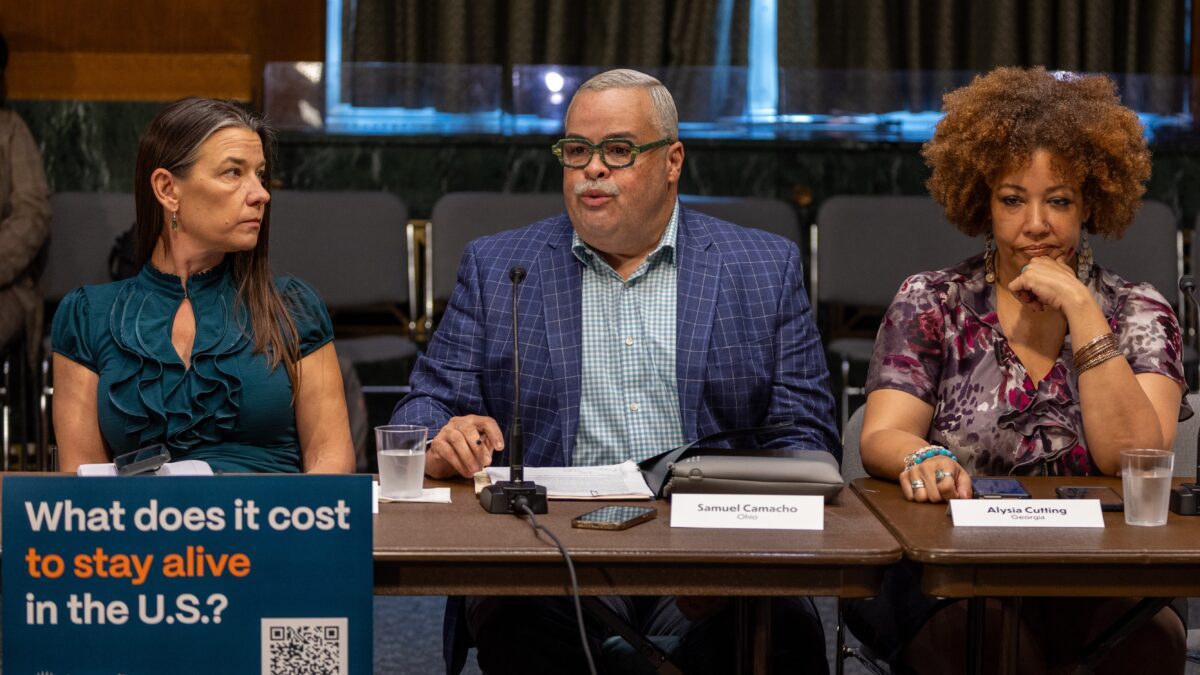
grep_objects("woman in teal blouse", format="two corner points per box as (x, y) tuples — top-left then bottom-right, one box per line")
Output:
(51, 98), (354, 474)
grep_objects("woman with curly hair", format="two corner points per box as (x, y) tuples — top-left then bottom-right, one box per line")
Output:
(851, 67), (1188, 673)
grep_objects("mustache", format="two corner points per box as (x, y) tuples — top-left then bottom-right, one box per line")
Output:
(573, 180), (620, 197)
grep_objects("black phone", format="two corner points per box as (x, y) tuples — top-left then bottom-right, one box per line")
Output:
(113, 444), (171, 476)
(1055, 486), (1124, 512)
(571, 505), (657, 531)
(972, 478), (1031, 499)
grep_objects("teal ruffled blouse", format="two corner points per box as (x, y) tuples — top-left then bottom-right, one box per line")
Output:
(51, 262), (334, 473)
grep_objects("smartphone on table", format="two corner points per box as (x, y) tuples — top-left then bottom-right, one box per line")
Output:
(1055, 486), (1124, 512)
(571, 505), (657, 531)
(972, 478), (1031, 499)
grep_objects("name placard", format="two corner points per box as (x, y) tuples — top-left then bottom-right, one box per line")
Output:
(3, 475), (373, 674)
(670, 494), (823, 530)
(950, 499), (1104, 528)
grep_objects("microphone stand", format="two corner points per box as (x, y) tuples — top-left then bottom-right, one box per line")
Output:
(1170, 275), (1199, 515)
(480, 266), (548, 514)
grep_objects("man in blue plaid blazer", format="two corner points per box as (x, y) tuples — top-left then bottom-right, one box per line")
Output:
(393, 69), (838, 675)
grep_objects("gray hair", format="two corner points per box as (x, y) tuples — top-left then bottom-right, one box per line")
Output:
(566, 69), (679, 139)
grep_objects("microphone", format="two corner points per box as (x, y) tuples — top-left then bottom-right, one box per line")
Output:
(1170, 276), (1199, 515)
(480, 266), (548, 515)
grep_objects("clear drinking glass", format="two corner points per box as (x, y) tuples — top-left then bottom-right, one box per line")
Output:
(375, 425), (428, 499)
(1121, 449), (1174, 527)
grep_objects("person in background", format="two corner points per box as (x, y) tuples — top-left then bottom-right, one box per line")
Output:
(52, 97), (354, 475)
(0, 32), (52, 363)
(852, 66), (1187, 674)
(392, 68), (840, 674)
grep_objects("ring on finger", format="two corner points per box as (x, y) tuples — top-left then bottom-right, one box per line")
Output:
(934, 469), (949, 481)
(910, 479), (926, 490)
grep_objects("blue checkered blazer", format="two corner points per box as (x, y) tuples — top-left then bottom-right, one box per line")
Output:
(393, 205), (840, 466)
(393, 205), (841, 674)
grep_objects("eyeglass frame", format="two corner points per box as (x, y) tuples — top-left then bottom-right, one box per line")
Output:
(551, 137), (673, 169)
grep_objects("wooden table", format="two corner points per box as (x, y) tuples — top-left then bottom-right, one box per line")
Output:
(374, 480), (901, 597)
(852, 476), (1200, 674)
(374, 480), (902, 675)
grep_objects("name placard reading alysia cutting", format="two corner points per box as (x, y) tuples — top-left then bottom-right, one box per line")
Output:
(950, 499), (1104, 528)
(670, 494), (823, 530)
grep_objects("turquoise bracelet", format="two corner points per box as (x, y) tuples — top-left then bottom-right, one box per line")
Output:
(913, 447), (957, 465)
(903, 445), (958, 470)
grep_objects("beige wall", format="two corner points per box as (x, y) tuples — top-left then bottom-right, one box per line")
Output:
(1, 0), (324, 101)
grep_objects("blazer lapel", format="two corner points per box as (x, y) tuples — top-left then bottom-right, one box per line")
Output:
(539, 216), (583, 465)
(675, 207), (719, 441)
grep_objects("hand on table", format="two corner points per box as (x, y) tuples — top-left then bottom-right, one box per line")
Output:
(900, 456), (971, 503)
(426, 415), (505, 479)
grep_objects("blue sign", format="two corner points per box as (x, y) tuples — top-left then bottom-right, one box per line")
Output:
(3, 475), (373, 674)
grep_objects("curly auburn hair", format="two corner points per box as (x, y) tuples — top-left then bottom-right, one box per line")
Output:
(922, 66), (1151, 239)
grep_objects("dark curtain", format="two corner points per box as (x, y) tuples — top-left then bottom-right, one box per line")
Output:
(344, 0), (750, 112)
(778, 0), (1186, 114)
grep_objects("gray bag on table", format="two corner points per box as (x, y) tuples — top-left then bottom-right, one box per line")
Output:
(638, 424), (844, 501)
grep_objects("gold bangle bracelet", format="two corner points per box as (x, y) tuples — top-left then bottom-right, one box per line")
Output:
(1076, 348), (1123, 375)
(1077, 346), (1122, 369)
(1073, 333), (1119, 371)
(1074, 336), (1117, 365)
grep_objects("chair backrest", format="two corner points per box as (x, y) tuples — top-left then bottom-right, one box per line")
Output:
(840, 404), (871, 482)
(814, 195), (978, 307)
(1172, 392), (1200, 478)
(429, 192), (564, 306)
(679, 195), (802, 245)
(269, 190), (410, 309)
(43, 192), (136, 302)
(1090, 200), (1181, 310)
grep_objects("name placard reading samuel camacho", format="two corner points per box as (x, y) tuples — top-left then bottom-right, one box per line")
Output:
(671, 494), (824, 530)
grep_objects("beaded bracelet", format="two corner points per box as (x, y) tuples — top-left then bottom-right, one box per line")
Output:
(903, 445), (959, 470)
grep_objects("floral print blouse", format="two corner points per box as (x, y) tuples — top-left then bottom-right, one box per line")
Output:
(866, 254), (1191, 476)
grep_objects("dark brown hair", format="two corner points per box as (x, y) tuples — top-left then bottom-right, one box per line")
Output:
(134, 97), (300, 386)
(923, 66), (1151, 239)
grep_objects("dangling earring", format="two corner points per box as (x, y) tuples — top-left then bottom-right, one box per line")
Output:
(171, 212), (179, 231)
(984, 232), (996, 283)
(1076, 231), (1093, 283)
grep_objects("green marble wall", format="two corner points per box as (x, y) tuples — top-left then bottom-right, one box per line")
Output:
(13, 99), (1200, 230)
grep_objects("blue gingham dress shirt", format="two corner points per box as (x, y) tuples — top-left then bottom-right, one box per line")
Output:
(571, 204), (685, 465)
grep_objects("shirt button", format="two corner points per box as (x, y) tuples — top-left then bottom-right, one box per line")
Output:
(629, 403), (640, 412)
(624, 337), (634, 346)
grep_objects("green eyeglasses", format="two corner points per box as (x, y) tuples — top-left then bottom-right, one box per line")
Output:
(551, 137), (672, 169)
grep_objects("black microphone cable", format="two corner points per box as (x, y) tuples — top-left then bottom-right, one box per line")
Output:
(515, 497), (598, 675)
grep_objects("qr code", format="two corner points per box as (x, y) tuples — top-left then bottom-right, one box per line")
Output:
(261, 617), (349, 674)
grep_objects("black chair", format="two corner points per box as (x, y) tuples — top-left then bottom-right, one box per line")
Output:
(811, 196), (978, 430)
(39, 192), (137, 470)
(269, 190), (420, 468)
(426, 191), (564, 327)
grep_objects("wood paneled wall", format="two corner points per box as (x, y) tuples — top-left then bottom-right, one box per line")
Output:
(1, 0), (324, 101)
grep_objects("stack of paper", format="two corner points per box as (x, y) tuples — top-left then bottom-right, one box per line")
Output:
(478, 460), (654, 500)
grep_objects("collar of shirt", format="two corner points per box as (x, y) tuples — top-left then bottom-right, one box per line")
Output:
(571, 201), (679, 281)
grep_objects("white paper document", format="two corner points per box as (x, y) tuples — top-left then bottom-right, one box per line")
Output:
(76, 460), (214, 477)
(481, 460), (654, 500)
